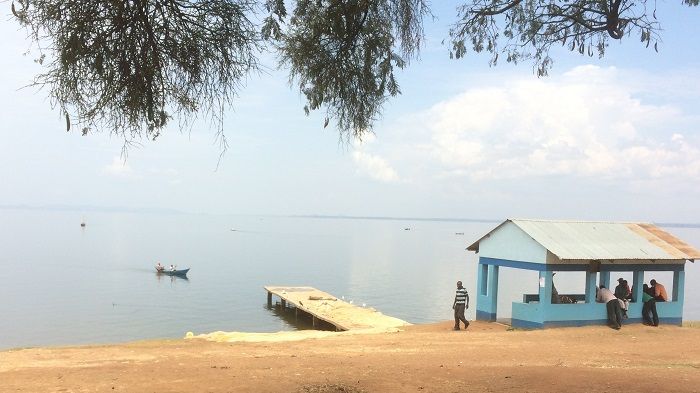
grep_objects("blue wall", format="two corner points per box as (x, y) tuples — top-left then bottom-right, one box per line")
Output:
(478, 257), (685, 328)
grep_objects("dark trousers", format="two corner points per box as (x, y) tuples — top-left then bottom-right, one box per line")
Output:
(642, 300), (659, 326)
(454, 304), (469, 329)
(606, 299), (623, 328)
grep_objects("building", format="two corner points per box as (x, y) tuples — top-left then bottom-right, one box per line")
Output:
(467, 219), (700, 328)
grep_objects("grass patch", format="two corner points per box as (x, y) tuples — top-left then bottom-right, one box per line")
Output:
(299, 383), (366, 393)
(682, 320), (700, 328)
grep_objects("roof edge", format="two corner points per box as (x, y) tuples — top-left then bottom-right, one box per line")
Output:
(466, 219), (511, 252)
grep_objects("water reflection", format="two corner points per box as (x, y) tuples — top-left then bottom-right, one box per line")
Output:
(263, 303), (335, 331)
(155, 272), (190, 283)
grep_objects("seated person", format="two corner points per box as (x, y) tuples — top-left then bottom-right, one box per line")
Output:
(614, 278), (631, 300)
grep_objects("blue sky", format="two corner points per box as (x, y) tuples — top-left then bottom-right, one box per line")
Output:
(0, 4), (699, 222)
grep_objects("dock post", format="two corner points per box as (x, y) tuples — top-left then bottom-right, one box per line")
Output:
(312, 315), (316, 328)
(295, 307), (298, 320)
(267, 291), (272, 307)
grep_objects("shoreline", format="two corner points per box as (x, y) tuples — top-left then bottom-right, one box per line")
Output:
(2, 320), (700, 392)
(3, 319), (698, 352)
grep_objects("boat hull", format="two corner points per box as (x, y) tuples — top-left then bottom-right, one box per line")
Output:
(156, 268), (190, 277)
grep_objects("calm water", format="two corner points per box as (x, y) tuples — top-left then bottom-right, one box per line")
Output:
(1, 209), (699, 350)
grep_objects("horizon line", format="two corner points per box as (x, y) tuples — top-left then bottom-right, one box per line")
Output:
(1, 204), (698, 228)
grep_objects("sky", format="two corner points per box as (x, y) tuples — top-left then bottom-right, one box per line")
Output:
(0, 3), (699, 222)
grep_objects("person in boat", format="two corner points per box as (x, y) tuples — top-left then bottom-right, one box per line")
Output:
(170, 264), (176, 271)
(155, 262), (164, 272)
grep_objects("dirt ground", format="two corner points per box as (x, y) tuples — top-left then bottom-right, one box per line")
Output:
(2, 321), (699, 393)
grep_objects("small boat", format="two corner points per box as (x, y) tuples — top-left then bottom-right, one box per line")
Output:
(156, 267), (190, 277)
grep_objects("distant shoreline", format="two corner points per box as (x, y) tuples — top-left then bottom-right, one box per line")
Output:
(2, 205), (699, 228)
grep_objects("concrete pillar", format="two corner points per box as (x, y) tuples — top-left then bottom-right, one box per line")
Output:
(476, 261), (499, 322)
(585, 271), (598, 303)
(489, 265), (500, 319)
(488, 264), (499, 301)
(599, 271), (611, 289)
(477, 263), (488, 296)
(267, 292), (272, 307)
(632, 270), (645, 303)
(539, 271), (553, 305)
(673, 270), (685, 303)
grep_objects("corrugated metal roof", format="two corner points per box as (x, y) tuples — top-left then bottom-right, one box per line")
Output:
(467, 219), (700, 262)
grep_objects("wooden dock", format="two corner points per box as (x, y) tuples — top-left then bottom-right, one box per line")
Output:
(265, 286), (410, 332)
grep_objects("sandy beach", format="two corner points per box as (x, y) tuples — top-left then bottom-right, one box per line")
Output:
(2, 321), (700, 392)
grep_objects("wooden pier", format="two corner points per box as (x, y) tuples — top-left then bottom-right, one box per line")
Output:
(265, 286), (410, 331)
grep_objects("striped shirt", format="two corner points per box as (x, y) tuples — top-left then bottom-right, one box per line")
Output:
(455, 288), (469, 305)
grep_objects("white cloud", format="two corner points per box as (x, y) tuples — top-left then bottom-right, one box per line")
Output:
(103, 157), (134, 178)
(409, 65), (700, 183)
(352, 151), (399, 183)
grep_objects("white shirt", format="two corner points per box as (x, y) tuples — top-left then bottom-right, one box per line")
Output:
(596, 287), (617, 303)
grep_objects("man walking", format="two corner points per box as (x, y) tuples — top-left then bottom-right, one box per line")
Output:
(453, 281), (470, 330)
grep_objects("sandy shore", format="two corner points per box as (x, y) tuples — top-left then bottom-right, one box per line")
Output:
(2, 321), (700, 392)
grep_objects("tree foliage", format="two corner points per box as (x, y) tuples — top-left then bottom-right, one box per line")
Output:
(9, 0), (697, 146)
(12, 0), (259, 149)
(279, 0), (429, 140)
(448, 0), (697, 76)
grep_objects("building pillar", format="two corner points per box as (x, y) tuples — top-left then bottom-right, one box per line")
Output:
(673, 269), (685, 303)
(599, 271), (611, 289)
(539, 271), (553, 305)
(585, 271), (598, 303)
(477, 262), (487, 297)
(488, 264), (499, 307)
(632, 270), (644, 303)
(476, 260), (498, 322)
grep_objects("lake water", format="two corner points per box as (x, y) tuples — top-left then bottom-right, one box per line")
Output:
(1, 209), (699, 350)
